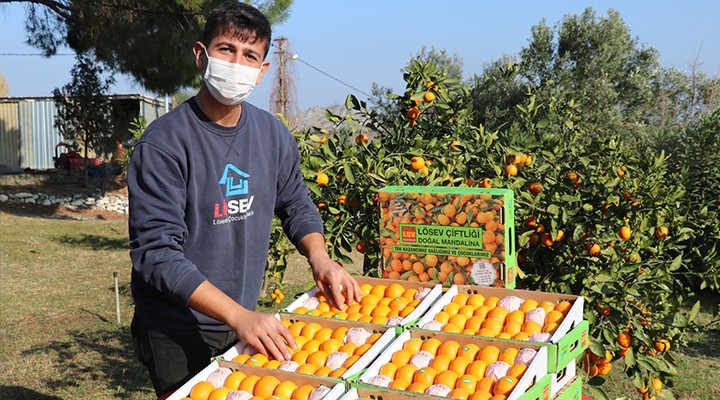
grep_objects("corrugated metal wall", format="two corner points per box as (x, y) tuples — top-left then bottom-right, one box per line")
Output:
(19, 100), (63, 169)
(0, 95), (168, 170)
(0, 101), (20, 168)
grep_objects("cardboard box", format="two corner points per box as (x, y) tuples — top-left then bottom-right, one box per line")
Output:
(166, 360), (346, 400)
(358, 330), (551, 400)
(551, 360), (576, 398)
(552, 376), (582, 400)
(415, 285), (588, 372)
(284, 276), (443, 328)
(222, 313), (397, 381)
(378, 186), (517, 288)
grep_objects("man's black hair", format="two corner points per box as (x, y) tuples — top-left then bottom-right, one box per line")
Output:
(203, 1), (272, 59)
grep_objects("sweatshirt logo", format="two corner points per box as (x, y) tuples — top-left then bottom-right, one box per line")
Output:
(213, 164), (254, 221)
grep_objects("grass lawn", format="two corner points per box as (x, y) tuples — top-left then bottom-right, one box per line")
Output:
(1, 211), (718, 399)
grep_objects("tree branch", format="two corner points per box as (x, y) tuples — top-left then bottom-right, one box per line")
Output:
(2, 0), (74, 21)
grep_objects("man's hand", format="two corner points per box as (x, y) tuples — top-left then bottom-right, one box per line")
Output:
(311, 256), (362, 310)
(188, 280), (296, 361)
(227, 308), (297, 362)
(297, 233), (361, 310)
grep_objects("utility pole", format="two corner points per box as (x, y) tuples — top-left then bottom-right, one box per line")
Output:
(270, 37), (299, 126)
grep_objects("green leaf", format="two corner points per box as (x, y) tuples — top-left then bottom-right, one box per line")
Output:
(345, 94), (361, 110)
(586, 385), (610, 400)
(547, 204), (560, 215)
(343, 163), (356, 184)
(669, 254), (682, 271)
(589, 339), (606, 357)
(625, 348), (636, 367)
(688, 300), (701, 322)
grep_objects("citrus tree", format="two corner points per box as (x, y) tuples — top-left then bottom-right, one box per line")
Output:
(279, 58), (710, 399)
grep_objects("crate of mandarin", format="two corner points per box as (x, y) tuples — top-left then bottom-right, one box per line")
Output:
(415, 285), (588, 373)
(358, 330), (552, 400)
(377, 186), (517, 289)
(284, 276), (442, 328)
(166, 359), (346, 400)
(221, 313), (395, 381)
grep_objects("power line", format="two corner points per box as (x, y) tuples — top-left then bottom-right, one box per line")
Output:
(269, 42), (372, 99)
(0, 53), (75, 56)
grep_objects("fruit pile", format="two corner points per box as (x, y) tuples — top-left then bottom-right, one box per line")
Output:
(183, 368), (332, 400)
(230, 320), (383, 379)
(365, 335), (540, 400)
(289, 282), (432, 325)
(378, 190), (508, 286)
(420, 291), (573, 342)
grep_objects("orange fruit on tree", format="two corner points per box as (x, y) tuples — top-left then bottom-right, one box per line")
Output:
(618, 226), (632, 240)
(407, 106), (420, 120)
(423, 91), (436, 102)
(655, 338), (671, 352)
(189, 381), (215, 400)
(655, 226), (669, 238)
(410, 156), (426, 171)
(597, 363), (612, 376)
(528, 182), (542, 195)
(589, 243), (602, 256)
(355, 133), (369, 145)
(540, 233), (554, 247)
(617, 331), (633, 348)
(652, 378), (663, 392)
(505, 164), (518, 176)
(315, 172), (329, 186)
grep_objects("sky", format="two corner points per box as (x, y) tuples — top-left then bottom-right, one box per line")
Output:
(1, 1), (719, 112)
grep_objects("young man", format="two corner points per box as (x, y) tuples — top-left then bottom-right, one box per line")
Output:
(127, 2), (361, 396)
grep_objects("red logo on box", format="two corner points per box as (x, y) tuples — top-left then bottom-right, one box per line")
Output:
(401, 226), (417, 243)
(582, 330), (588, 347)
(543, 385), (550, 400)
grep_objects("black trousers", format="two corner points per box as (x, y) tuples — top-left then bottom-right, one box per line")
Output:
(131, 316), (237, 397)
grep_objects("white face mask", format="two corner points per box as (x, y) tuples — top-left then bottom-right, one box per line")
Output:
(202, 47), (261, 106)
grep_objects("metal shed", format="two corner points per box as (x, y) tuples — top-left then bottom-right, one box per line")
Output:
(0, 94), (168, 170)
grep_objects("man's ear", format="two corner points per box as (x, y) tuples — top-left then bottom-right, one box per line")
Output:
(193, 42), (206, 70)
(256, 61), (271, 84)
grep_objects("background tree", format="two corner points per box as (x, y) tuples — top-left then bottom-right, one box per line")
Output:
(11, 0), (293, 94)
(53, 52), (114, 186)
